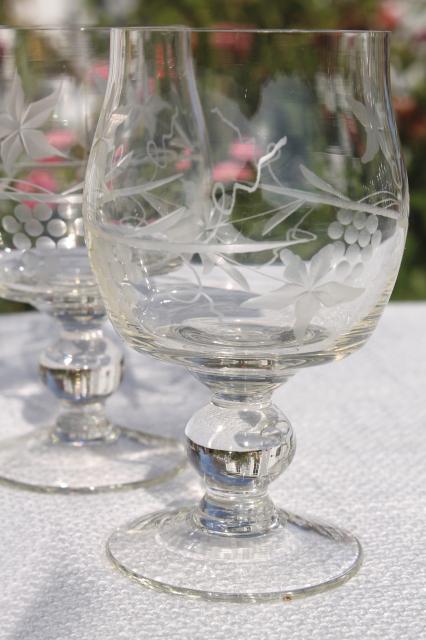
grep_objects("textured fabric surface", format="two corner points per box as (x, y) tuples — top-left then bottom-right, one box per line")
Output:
(0, 305), (425, 639)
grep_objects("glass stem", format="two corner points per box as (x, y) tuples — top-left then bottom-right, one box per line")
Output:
(39, 313), (124, 444)
(185, 391), (296, 536)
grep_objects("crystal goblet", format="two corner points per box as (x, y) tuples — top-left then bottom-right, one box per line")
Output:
(0, 27), (185, 493)
(85, 29), (408, 600)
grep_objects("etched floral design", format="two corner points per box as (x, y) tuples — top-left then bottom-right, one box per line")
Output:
(0, 74), (65, 175)
(1, 201), (84, 250)
(328, 209), (383, 263)
(348, 97), (388, 164)
(98, 81), (403, 326)
(242, 245), (364, 342)
(112, 113), (398, 299)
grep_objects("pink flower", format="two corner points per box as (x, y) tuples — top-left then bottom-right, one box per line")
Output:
(176, 158), (191, 171)
(212, 161), (253, 183)
(113, 143), (129, 161)
(375, 1), (404, 30)
(16, 169), (58, 208)
(229, 139), (263, 163)
(210, 24), (255, 58)
(88, 62), (109, 81)
(175, 147), (192, 171)
(414, 28), (426, 42)
(46, 129), (77, 151)
(393, 96), (417, 119)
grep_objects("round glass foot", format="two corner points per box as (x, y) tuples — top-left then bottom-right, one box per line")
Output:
(107, 507), (362, 603)
(0, 427), (186, 493)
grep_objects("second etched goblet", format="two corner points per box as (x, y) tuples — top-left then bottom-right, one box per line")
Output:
(0, 28), (185, 493)
(85, 29), (408, 599)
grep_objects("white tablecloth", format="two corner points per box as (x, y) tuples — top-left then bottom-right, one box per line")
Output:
(0, 305), (425, 639)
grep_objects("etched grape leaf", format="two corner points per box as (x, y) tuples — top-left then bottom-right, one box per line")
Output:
(299, 164), (348, 201)
(0, 74), (66, 174)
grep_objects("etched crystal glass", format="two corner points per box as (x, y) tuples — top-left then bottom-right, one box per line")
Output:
(85, 29), (408, 600)
(0, 28), (185, 493)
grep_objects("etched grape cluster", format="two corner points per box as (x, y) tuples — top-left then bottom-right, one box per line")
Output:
(328, 210), (382, 264)
(1, 202), (84, 250)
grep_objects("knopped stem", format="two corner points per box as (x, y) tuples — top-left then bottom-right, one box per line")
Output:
(185, 392), (295, 536)
(39, 312), (123, 445)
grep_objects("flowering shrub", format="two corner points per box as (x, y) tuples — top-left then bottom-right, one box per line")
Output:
(0, 0), (424, 312)
(90, 0), (423, 299)
(385, 0), (426, 298)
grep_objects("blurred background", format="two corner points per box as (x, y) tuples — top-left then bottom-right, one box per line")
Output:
(0, 0), (424, 312)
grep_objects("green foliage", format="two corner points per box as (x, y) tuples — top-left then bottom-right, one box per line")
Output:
(88, 0), (379, 29)
(0, 0), (424, 311)
(107, 0), (424, 301)
(87, 0), (424, 301)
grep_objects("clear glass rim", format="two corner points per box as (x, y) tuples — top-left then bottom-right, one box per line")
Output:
(0, 26), (391, 36)
(0, 25), (111, 32)
(0, 25), (186, 32)
(0, 25), (188, 32)
(190, 28), (390, 35)
(116, 27), (390, 35)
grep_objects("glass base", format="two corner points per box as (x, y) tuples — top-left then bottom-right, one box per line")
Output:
(0, 426), (186, 494)
(107, 507), (363, 603)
